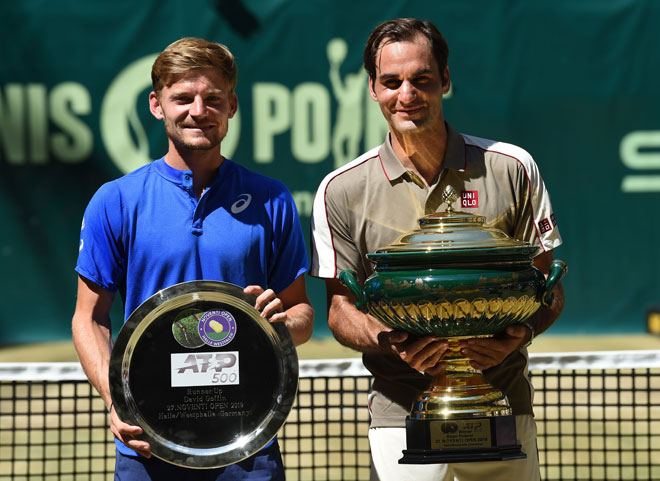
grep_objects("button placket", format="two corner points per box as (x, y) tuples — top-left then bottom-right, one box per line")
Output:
(180, 171), (203, 235)
(426, 170), (449, 214)
(192, 194), (205, 234)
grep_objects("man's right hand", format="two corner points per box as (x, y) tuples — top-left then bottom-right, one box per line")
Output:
(110, 406), (152, 458)
(378, 331), (449, 376)
(325, 278), (449, 374)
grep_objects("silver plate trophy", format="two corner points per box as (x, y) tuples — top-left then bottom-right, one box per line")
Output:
(109, 280), (298, 468)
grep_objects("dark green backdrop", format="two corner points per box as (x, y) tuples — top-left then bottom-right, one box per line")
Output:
(1, 0), (659, 344)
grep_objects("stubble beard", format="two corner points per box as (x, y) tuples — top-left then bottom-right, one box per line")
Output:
(166, 123), (224, 152)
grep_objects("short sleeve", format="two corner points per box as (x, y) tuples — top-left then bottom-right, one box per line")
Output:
(75, 182), (126, 291)
(511, 154), (562, 252)
(267, 182), (309, 293)
(310, 176), (364, 280)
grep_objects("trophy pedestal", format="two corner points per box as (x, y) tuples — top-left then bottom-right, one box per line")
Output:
(398, 353), (526, 464)
(399, 415), (526, 464)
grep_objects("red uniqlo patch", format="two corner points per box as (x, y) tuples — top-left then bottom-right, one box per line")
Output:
(461, 190), (478, 208)
(539, 218), (552, 234)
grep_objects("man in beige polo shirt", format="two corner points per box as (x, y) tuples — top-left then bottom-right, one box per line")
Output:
(310, 18), (565, 481)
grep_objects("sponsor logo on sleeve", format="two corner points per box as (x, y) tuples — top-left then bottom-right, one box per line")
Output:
(539, 218), (552, 234)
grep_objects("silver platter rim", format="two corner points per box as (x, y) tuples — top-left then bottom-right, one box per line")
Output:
(109, 280), (299, 468)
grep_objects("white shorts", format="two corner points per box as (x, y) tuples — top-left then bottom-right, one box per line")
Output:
(368, 415), (540, 481)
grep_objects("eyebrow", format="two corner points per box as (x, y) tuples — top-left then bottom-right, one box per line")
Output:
(378, 68), (434, 81)
(168, 88), (225, 98)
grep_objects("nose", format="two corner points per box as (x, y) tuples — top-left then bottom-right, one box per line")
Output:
(399, 80), (417, 104)
(189, 96), (207, 117)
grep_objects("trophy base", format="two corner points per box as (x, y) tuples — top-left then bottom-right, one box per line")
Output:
(398, 415), (526, 464)
(399, 445), (526, 464)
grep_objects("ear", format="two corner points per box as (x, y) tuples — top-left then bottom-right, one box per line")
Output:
(368, 76), (378, 102)
(228, 92), (238, 119)
(149, 91), (164, 120)
(442, 66), (451, 94)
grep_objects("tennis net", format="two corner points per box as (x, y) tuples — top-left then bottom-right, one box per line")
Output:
(1, 350), (659, 480)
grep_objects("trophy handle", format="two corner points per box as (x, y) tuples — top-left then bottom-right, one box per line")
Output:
(338, 269), (367, 312)
(541, 259), (568, 307)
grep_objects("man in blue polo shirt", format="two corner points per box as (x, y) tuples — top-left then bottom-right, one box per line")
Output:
(72, 37), (314, 480)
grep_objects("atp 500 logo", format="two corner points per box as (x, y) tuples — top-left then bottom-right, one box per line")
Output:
(171, 352), (239, 388)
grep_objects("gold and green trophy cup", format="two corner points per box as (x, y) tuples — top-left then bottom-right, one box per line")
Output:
(340, 186), (567, 464)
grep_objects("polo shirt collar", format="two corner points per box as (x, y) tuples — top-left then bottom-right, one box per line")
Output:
(378, 135), (407, 181)
(378, 122), (466, 182)
(153, 157), (233, 186)
(444, 123), (467, 172)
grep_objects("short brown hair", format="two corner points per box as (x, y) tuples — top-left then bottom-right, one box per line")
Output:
(151, 37), (238, 94)
(363, 18), (449, 84)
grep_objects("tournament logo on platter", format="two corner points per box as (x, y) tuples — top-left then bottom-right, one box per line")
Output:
(198, 310), (237, 347)
(171, 309), (204, 348)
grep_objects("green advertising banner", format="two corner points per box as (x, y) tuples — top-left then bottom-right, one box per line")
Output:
(1, 0), (659, 344)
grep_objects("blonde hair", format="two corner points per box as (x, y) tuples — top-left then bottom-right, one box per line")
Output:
(151, 37), (238, 94)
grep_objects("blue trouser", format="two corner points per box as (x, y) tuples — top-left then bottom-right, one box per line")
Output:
(114, 441), (285, 481)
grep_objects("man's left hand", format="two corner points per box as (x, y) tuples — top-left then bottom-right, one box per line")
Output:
(244, 285), (287, 323)
(458, 324), (529, 370)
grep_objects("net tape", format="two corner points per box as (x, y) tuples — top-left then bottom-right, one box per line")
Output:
(3, 350), (660, 381)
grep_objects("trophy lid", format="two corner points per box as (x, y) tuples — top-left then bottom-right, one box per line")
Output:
(369, 186), (541, 264)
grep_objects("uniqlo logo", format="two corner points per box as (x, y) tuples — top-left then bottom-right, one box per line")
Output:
(539, 218), (552, 234)
(461, 190), (478, 208)
(550, 213), (557, 227)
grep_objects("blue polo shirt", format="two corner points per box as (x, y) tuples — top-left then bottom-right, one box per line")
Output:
(76, 157), (308, 460)
(76, 157), (309, 321)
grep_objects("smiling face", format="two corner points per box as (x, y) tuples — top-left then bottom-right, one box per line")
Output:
(149, 68), (238, 153)
(369, 35), (450, 137)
